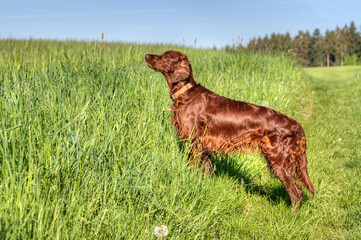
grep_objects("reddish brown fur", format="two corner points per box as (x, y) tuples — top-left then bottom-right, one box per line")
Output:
(145, 50), (315, 207)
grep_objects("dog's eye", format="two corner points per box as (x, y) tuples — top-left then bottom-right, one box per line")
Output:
(163, 55), (169, 59)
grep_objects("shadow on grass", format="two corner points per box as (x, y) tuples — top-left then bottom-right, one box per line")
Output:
(177, 141), (311, 207)
(211, 154), (292, 207)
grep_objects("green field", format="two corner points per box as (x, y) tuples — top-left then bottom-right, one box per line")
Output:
(0, 39), (360, 239)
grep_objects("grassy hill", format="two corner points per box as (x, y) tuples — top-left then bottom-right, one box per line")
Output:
(0, 39), (360, 239)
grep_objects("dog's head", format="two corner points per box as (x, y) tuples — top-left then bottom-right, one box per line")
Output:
(145, 50), (192, 86)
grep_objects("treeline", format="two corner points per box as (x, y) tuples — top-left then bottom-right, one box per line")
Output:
(226, 21), (361, 67)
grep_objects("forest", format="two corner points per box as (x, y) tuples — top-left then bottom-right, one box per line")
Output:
(226, 21), (361, 67)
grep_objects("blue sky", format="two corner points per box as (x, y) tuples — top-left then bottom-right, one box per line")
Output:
(1, 0), (361, 48)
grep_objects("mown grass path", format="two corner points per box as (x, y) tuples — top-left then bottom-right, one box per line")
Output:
(302, 66), (361, 238)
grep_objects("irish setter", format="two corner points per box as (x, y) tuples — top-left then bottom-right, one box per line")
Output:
(145, 50), (315, 207)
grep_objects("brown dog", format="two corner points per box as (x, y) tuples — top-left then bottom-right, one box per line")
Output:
(145, 50), (315, 207)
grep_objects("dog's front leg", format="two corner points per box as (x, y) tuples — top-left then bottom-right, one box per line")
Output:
(187, 137), (214, 175)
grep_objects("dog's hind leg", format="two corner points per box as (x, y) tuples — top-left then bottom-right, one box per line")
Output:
(273, 162), (303, 208)
(263, 147), (303, 208)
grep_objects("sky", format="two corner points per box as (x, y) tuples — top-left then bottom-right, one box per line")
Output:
(1, 0), (361, 48)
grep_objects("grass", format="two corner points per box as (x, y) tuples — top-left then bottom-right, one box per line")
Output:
(0, 39), (360, 239)
(304, 65), (361, 82)
(302, 66), (361, 239)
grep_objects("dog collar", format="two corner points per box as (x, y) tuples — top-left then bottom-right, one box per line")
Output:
(170, 83), (194, 101)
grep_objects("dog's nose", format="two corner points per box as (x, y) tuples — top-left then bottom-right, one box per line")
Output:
(145, 54), (150, 60)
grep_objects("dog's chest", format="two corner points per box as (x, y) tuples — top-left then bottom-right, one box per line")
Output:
(171, 107), (196, 139)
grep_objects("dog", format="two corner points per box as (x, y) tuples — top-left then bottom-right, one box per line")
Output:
(145, 50), (315, 207)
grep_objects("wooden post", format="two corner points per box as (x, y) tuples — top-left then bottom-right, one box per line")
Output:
(341, 50), (344, 66)
(101, 33), (104, 60)
(327, 54), (330, 67)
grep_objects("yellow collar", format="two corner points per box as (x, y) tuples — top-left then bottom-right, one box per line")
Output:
(170, 83), (194, 101)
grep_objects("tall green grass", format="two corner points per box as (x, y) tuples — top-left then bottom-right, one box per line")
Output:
(0, 39), (315, 239)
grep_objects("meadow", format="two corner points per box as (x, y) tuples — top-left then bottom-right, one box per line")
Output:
(0, 39), (360, 239)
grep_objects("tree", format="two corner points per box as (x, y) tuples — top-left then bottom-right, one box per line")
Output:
(310, 29), (325, 66)
(350, 21), (361, 60)
(281, 32), (292, 52)
(247, 37), (257, 52)
(349, 21), (357, 54)
(292, 31), (311, 66)
(263, 35), (270, 51)
(325, 30), (338, 66)
(242, 21), (361, 67)
(269, 33), (282, 51)
(337, 25), (353, 66)
(255, 36), (265, 53)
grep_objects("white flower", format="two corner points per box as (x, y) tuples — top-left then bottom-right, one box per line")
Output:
(261, 101), (269, 107)
(154, 225), (168, 238)
(337, 138), (342, 142)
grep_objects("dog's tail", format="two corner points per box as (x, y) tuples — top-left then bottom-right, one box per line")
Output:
(296, 154), (315, 195)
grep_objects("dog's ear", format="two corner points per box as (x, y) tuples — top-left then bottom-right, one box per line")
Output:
(172, 56), (190, 84)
